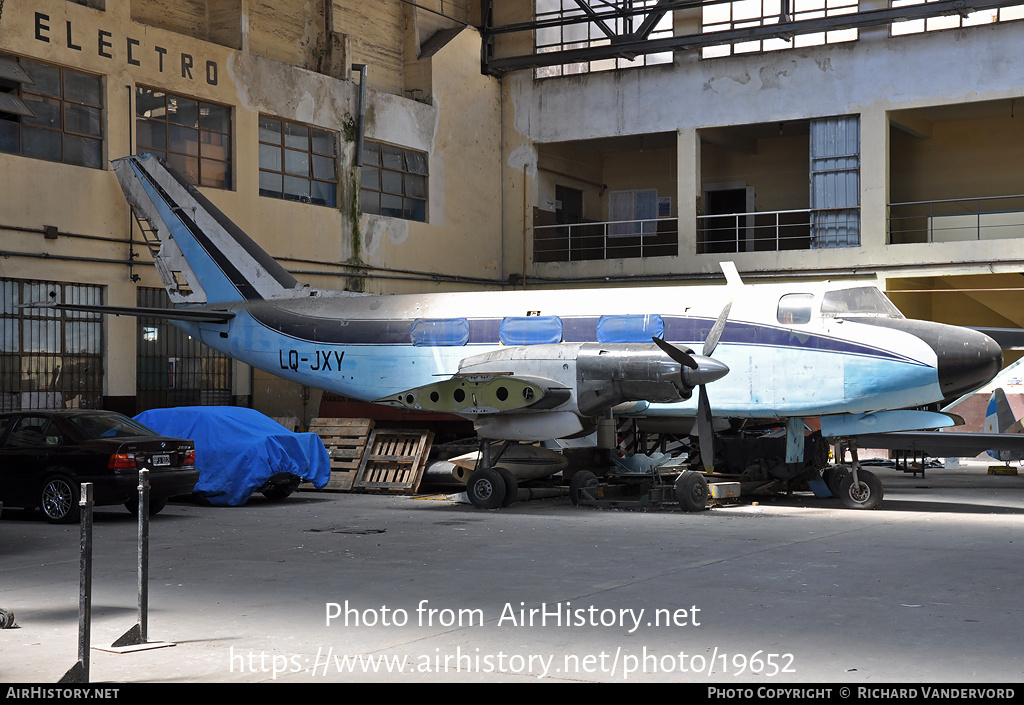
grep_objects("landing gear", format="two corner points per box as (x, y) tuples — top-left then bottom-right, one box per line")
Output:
(466, 467), (506, 509)
(837, 468), (883, 509)
(465, 440), (522, 509)
(830, 440), (883, 510)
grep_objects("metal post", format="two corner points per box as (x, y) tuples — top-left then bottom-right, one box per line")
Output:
(111, 468), (150, 647)
(59, 483), (93, 683)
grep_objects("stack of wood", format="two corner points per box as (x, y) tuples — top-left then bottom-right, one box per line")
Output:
(306, 418), (433, 494)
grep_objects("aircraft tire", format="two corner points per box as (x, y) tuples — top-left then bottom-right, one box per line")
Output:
(675, 471), (709, 512)
(837, 469), (883, 510)
(494, 466), (518, 507)
(466, 468), (506, 509)
(822, 466), (849, 497)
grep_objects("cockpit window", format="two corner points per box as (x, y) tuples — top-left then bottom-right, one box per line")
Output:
(821, 287), (904, 318)
(777, 294), (814, 325)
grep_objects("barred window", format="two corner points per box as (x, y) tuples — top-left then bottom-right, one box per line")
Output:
(258, 116), (338, 207)
(0, 53), (103, 168)
(534, 0), (673, 78)
(135, 87), (231, 189)
(0, 279), (104, 411)
(702, 0), (859, 59)
(359, 140), (428, 222)
(891, 0), (1024, 35)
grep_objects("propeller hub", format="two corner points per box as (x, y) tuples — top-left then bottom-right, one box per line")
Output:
(682, 356), (730, 387)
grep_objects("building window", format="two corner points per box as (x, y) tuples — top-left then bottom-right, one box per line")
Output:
(534, 0), (673, 78)
(0, 53), (103, 169)
(0, 279), (104, 411)
(360, 140), (428, 222)
(258, 116), (338, 207)
(891, 0), (1024, 35)
(136, 288), (233, 411)
(135, 87), (231, 189)
(702, 0), (858, 58)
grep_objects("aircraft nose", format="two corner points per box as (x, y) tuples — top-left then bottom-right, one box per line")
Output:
(933, 325), (1003, 399)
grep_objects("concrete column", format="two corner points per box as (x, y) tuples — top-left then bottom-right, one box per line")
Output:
(859, 104), (889, 253)
(677, 126), (700, 262)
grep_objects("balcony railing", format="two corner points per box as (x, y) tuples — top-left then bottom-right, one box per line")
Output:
(696, 207), (860, 252)
(889, 195), (1024, 244)
(533, 218), (678, 262)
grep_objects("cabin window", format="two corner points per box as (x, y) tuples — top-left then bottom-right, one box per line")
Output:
(821, 287), (904, 318)
(596, 314), (665, 343)
(410, 319), (470, 346)
(359, 139), (428, 222)
(258, 115), (338, 207)
(777, 294), (814, 325)
(135, 87), (231, 189)
(499, 316), (563, 345)
(0, 53), (103, 168)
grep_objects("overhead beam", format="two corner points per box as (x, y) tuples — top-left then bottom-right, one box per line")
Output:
(482, 0), (1022, 75)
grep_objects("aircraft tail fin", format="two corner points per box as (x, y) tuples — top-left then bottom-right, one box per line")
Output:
(984, 388), (1023, 434)
(112, 154), (300, 305)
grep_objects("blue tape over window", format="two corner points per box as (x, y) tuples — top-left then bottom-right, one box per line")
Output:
(499, 316), (563, 345)
(596, 314), (665, 343)
(410, 318), (470, 346)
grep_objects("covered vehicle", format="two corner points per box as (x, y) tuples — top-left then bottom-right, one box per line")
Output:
(134, 406), (331, 506)
(0, 409), (199, 523)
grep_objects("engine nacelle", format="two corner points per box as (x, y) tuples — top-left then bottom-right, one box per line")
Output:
(575, 344), (690, 416)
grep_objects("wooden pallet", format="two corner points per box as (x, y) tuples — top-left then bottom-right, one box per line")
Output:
(308, 417), (375, 491)
(354, 429), (434, 494)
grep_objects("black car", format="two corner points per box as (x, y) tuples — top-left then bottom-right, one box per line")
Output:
(0, 410), (199, 523)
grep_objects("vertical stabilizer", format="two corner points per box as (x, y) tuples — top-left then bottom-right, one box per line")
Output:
(984, 388), (1017, 434)
(113, 155), (299, 305)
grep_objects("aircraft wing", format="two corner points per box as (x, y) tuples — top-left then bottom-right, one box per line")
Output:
(851, 431), (1024, 457)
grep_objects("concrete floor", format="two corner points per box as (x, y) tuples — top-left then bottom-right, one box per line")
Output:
(1, 462), (1023, 683)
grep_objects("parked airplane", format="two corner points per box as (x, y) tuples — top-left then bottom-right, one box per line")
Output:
(983, 388), (1024, 463)
(34, 155), (1006, 511)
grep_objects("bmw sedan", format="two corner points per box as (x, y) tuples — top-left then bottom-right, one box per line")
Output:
(0, 410), (199, 523)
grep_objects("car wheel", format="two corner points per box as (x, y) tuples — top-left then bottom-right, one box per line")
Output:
(261, 476), (301, 501)
(40, 475), (79, 524)
(124, 496), (168, 516)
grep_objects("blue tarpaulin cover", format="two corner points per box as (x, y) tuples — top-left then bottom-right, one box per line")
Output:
(134, 406), (331, 506)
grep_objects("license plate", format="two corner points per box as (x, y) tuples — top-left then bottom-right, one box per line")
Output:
(152, 454), (171, 467)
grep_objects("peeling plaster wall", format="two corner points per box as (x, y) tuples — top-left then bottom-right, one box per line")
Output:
(359, 28), (503, 295)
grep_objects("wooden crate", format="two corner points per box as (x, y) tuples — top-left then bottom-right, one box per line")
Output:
(354, 429), (434, 494)
(308, 417), (375, 491)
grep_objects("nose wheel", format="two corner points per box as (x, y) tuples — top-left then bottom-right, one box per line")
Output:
(829, 441), (884, 510)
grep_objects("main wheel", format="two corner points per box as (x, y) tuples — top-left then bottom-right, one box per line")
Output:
(837, 469), (883, 510)
(124, 496), (168, 516)
(675, 471), (709, 512)
(466, 468), (506, 509)
(569, 470), (599, 506)
(40, 475), (79, 524)
(494, 467), (518, 507)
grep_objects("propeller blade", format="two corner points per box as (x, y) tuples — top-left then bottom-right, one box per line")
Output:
(697, 385), (715, 472)
(703, 300), (733, 357)
(652, 337), (698, 370)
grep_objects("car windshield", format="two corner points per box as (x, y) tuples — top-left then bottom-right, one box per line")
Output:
(820, 287), (904, 318)
(68, 414), (157, 439)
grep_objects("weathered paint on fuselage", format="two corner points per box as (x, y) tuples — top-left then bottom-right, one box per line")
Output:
(181, 280), (944, 420)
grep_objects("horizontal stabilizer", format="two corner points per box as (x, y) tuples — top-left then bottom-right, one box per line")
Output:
(21, 302), (234, 323)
